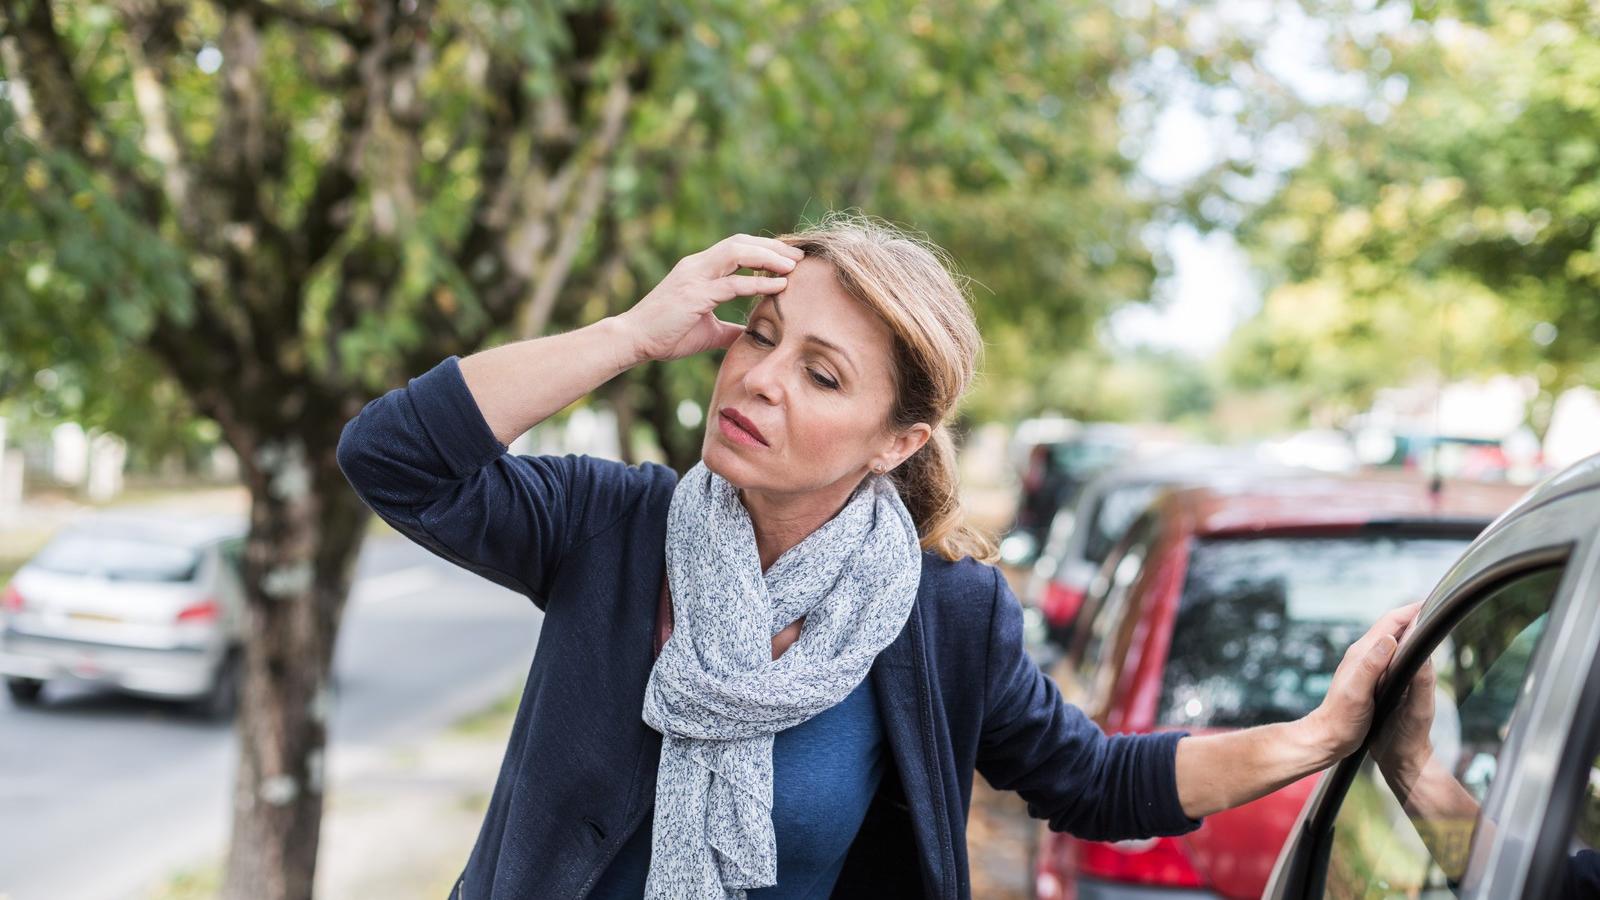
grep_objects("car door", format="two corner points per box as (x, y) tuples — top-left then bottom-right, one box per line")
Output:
(1266, 475), (1600, 900)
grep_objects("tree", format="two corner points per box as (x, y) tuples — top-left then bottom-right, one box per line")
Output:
(0, 1), (1162, 896)
(577, 0), (1166, 463)
(1219, 0), (1600, 416)
(1, 2), (666, 895)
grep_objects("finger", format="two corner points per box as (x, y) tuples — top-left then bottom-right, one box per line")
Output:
(710, 274), (788, 301)
(1413, 657), (1436, 690)
(709, 318), (746, 350)
(1366, 602), (1424, 646)
(1339, 626), (1401, 684)
(724, 232), (805, 261)
(710, 242), (801, 277)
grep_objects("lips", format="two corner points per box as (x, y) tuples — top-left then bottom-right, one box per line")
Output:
(719, 408), (769, 446)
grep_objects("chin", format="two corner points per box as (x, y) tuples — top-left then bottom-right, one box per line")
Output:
(699, 440), (738, 481)
(701, 441), (767, 491)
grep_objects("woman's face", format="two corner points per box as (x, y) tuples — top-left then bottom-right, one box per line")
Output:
(702, 257), (928, 496)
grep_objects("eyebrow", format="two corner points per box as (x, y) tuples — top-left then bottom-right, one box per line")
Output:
(763, 298), (857, 377)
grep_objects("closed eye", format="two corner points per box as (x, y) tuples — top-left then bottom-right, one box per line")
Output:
(744, 328), (840, 391)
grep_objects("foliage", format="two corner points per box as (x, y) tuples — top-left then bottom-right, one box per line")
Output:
(1221, 0), (1600, 415)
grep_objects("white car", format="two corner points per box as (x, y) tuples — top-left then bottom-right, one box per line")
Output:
(0, 513), (247, 719)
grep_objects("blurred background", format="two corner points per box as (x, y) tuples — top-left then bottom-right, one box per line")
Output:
(0, 0), (1596, 898)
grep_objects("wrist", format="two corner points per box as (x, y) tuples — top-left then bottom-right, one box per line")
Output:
(599, 314), (649, 370)
(1293, 710), (1346, 773)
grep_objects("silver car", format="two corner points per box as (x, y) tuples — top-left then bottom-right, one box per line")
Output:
(1265, 452), (1600, 899)
(0, 513), (247, 719)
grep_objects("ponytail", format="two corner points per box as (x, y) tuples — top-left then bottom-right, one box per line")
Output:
(890, 424), (999, 565)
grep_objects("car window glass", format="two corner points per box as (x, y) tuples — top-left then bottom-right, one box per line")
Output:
(1083, 483), (1161, 566)
(32, 534), (202, 582)
(1073, 513), (1158, 707)
(1320, 565), (1563, 899)
(1050, 440), (1127, 481)
(1160, 535), (1471, 729)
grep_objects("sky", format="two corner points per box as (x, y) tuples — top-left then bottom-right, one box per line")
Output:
(1104, 0), (1394, 358)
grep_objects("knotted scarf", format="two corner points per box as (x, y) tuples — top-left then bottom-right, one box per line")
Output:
(640, 459), (923, 898)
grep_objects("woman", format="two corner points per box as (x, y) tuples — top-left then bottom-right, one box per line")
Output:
(336, 216), (1413, 900)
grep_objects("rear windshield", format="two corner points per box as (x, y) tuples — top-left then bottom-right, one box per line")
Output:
(1050, 440), (1127, 480)
(1082, 483), (1162, 566)
(1159, 534), (1472, 729)
(32, 534), (202, 582)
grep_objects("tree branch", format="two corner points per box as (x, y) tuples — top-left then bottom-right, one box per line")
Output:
(114, 0), (203, 236)
(220, 0), (369, 48)
(0, 0), (164, 219)
(517, 77), (632, 340)
(296, 0), (434, 275)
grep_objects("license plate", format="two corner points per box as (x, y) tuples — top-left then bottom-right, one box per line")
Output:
(68, 611), (122, 624)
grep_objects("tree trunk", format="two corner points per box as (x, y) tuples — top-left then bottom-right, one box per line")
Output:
(638, 359), (699, 474)
(600, 373), (638, 465)
(221, 429), (370, 900)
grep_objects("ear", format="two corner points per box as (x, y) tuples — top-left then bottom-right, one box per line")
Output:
(877, 423), (932, 472)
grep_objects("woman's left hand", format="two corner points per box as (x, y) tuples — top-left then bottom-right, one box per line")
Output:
(1176, 601), (1427, 819)
(1301, 602), (1423, 761)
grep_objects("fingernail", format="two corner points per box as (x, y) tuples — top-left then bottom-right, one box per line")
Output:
(1368, 637), (1397, 664)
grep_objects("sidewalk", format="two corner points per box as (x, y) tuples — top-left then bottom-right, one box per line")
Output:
(309, 480), (1037, 898)
(310, 694), (517, 900)
(134, 476), (1037, 898)
(147, 686), (522, 900)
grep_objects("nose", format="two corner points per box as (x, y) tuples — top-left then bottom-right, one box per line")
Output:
(741, 348), (786, 406)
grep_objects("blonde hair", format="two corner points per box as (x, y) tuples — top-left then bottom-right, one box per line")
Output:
(777, 213), (998, 565)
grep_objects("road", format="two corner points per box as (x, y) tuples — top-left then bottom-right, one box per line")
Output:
(0, 535), (541, 900)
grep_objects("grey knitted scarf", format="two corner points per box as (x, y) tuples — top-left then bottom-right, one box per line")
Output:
(640, 459), (923, 899)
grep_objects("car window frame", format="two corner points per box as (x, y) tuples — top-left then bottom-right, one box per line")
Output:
(1521, 558), (1600, 900)
(1304, 554), (1570, 896)
(1267, 480), (1600, 900)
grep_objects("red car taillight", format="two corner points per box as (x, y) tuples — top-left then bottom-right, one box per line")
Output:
(1041, 580), (1086, 628)
(1, 583), (23, 613)
(176, 598), (221, 623)
(1077, 837), (1205, 889)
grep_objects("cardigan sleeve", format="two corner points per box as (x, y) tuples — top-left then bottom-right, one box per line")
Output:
(335, 354), (651, 610)
(975, 566), (1202, 841)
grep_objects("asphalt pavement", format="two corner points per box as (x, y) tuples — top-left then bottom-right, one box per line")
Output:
(0, 534), (540, 900)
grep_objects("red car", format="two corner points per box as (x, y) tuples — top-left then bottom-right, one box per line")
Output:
(1032, 473), (1526, 900)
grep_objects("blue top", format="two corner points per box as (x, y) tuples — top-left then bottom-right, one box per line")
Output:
(335, 355), (1201, 900)
(589, 676), (887, 898)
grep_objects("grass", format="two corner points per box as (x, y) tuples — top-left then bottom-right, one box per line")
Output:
(449, 685), (522, 738)
(147, 861), (221, 900)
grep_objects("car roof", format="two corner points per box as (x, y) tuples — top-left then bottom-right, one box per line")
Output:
(1080, 450), (1313, 498)
(1164, 471), (1528, 537)
(54, 512), (247, 548)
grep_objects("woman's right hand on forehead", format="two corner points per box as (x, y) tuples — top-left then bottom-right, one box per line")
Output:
(614, 234), (802, 364)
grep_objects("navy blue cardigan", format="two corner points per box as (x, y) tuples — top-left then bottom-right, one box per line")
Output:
(335, 355), (1200, 899)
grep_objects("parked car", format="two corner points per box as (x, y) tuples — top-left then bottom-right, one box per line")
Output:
(1265, 452), (1600, 899)
(1032, 474), (1526, 900)
(1023, 450), (1303, 649)
(0, 513), (247, 719)
(1004, 423), (1147, 567)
